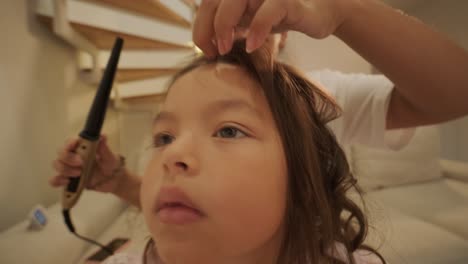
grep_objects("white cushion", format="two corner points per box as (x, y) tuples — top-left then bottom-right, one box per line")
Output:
(351, 125), (441, 191)
(368, 179), (468, 240)
(0, 191), (126, 264)
(365, 206), (468, 264)
(0, 208), (87, 264)
(446, 179), (468, 198)
(78, 207), (149, 263)
(65, 191), (128, 238)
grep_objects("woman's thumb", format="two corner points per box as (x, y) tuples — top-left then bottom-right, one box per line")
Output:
(97, 134), (114, 158)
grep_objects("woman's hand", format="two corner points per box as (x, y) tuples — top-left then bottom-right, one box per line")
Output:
(193, 0), (354, 56)
(49, 135), (124, 194)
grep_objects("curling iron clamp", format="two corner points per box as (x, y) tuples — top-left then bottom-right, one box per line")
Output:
(62, 37), (123, 253)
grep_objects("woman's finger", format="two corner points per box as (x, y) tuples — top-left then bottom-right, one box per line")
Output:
(52, 160), (82, 177)
(193, 0), (221, 57)
(247, 0), (286, 52)
(49, 175), (70, 187)
(64, 137), (80, 152)
(214, 0), (248, 55)
(57, 148), (82, 167)
(97, 134), (114, 160)
(57, 138), (82, 166)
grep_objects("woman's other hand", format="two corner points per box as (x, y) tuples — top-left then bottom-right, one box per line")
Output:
(193, 0), (354, 56)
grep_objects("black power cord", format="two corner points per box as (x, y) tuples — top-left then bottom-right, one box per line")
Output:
(62, 209), (114, 255)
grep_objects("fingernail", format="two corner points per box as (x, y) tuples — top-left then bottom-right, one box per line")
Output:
(222, 39), (231, 55)
(246, 35), (257, 53)
(223, 31), (233, 54)
(217, 37), (225, 55)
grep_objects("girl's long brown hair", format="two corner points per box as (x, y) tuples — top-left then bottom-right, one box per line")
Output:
(144, 40), (385, 264)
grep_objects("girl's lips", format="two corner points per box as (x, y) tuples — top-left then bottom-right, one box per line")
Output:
(155, 187), (204, 225)
(157, 205), (203, 225)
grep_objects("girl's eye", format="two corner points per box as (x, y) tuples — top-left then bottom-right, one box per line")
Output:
(215, 126), (247, 139)
(152, 133), (174, 148)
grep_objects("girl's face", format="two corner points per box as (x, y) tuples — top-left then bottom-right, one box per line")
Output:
(140, 63), (288, 264)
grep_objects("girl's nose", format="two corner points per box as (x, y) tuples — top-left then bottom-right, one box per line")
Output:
(162, 135), (199, 177)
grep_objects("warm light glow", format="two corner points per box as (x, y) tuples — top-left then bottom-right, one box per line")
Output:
(189, 41), (203, 55)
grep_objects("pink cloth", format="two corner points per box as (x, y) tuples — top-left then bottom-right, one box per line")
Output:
(103, 246), (383, 264)
(103, 252), (142, 264)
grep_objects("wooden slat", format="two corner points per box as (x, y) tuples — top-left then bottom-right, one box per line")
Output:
(116, 69), (178, 82)
(72, 23), (189, 50)
(81, 0), (191, 28)
(122, 93), (167, 104)
(181, 0), (199, 9)
(81, 68), (177, 82)
(37, 16), (190, 50)
(36, 0), (193, 47)
(78, 49), (194, 69)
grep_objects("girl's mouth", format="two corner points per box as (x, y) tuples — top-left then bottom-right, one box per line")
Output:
(155, 187), (204, 225)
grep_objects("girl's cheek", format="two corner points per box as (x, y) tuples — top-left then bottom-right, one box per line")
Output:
(144, 154), (162, 178)
(141, 159), (161, 207)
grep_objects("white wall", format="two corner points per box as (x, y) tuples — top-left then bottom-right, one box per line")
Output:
(0, 0), (120, 231)
(411, 0), (468, 162)
(280, 32), (372, 74)
(117, 110), (154, 176)
(0, 0), (69, 230)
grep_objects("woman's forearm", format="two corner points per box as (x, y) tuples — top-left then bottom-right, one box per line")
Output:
(335, 0), (468, 128)
(114, 168), (141, 208)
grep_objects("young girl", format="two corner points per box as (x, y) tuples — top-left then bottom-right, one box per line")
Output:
(103, 40), (384, 264)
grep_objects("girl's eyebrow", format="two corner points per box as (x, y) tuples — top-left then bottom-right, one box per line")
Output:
(153, 111), (176, 125)
(153, 99), (261, 125)
(203, 99), (261, 118)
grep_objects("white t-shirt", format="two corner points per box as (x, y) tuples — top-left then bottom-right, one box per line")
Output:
(308, 69), (415, 150)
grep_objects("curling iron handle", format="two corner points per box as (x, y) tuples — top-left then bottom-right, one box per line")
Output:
(62, 138), (98, 210)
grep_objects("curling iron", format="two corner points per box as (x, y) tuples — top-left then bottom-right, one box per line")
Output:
(62, 37), (123, 254)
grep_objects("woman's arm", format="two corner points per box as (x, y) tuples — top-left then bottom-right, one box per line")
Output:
(335, 0), (468, 129)
(193, 0), (468, 130)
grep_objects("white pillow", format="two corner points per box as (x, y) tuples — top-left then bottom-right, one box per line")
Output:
(0, 191), (127, 264)
(351, 125), (442, 191)
(69, 191), (128, 238)
(0, 205), (88, 264)
(78, 207), (150, 263)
